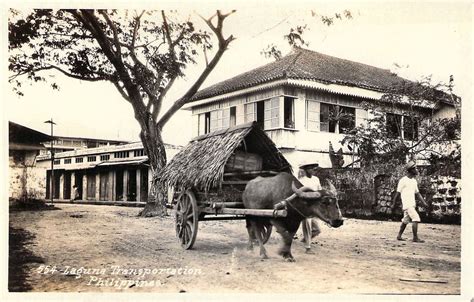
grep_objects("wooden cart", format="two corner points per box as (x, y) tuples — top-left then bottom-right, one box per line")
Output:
(160, 122), (292, 249)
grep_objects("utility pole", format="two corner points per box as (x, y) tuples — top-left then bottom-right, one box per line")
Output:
(44, 119), (56, 204)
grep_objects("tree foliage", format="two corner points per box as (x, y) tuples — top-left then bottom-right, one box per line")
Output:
(9, 9), (236, 216)
(341, 76), (461, 167)
(261, 9), (353, 60)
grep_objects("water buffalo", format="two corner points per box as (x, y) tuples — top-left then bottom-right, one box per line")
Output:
(242, 172), (343, 261)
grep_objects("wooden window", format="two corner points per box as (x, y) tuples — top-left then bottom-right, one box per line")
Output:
(386, 113), (402, 138)
(230, 106), (236, 127)
(53, 159), (60, 165)
(320, 103), (355, 134)
(87, 156), (96, 162)
(306, 100), (320, 132)
(134, 149), (146, 157)
(403, 116), (419, 141)
(210, 110), (220, 132)
(64, 158), (72, 164)
(338, 106), (356, 134)
(222, 108), (230, 129)
(100, 154), (110, 161)
(284, 97), (295, 129)
(386, 113), (419, 140)
(204, 112), (211, 134)
(210, 108), (231, 132)
(114, 151), (129, 158)
(244, 103), (256, 123)
(75, 157), (83, 163)
(264, 97), (280, 129)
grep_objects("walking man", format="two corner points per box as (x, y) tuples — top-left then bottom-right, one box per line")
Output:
(298, 162), (322, 253)
(392, 161), (429, 243)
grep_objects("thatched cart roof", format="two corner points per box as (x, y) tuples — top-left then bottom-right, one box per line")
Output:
(159, 122), (291, 191)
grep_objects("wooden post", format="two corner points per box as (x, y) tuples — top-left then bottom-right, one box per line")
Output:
(136, 168), (141, 202)
(123, 170), (129, 201)
(59, 172), (64, 200)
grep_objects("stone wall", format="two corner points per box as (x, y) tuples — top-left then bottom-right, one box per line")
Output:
(315, 163), (461, 224)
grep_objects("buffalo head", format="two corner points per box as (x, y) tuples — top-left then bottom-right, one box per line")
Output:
(291, 180), (343, 228)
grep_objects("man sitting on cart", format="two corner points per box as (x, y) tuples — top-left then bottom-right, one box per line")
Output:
(297, 161), (322, 254)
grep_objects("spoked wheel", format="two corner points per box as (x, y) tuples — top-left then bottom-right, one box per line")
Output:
(261, 223), (273, 244)
(174, 190), (198, 249)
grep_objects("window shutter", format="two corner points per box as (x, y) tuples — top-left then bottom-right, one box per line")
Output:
(355, 108), (368, 127)
(306, 100), (320, 132)
(236, 104), (245, 125)
(198, 113), (206, 135)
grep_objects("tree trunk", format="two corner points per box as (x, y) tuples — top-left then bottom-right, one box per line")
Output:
(137, 117), (168, 217)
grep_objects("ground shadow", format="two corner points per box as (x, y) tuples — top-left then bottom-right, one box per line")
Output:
(9, 226), (45, 292)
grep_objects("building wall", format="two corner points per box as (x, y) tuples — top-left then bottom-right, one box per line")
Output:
(191, 86), (456, 168)
(432, 105), (457, 120)
(9, 150), (47, 201)
(315, 165), (461, 224)
(192, 87), (367, 167)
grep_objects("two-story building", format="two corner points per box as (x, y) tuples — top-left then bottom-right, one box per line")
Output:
(185, 48), (457, 169)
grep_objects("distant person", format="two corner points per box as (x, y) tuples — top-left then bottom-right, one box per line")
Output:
(71, 185), (80, 203)
(392, 161), (429, 243)
(297, 162), (322, 254)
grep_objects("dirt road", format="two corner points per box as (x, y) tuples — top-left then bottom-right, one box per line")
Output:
(8, 204), (460, 294)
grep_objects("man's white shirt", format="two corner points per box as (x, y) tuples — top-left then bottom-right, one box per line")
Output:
(298, 175), (322, 191)
(397, 176), (419, 209)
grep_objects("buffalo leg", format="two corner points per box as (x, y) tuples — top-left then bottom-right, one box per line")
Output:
(249, 219), (268, 259)
(272, 220), (296, 262)
(245, 218), (256, 251)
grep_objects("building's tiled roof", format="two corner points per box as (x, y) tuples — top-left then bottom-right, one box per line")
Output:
(190, 48), (453, 104)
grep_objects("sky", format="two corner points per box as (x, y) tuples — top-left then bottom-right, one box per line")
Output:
(3, 1), (472, 146)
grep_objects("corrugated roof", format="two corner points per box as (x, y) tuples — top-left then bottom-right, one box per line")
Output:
(190, 48), (453, 104)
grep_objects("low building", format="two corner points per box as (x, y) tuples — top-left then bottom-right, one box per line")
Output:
(9, 121), (51, 201)
(36, 142), (181, 202)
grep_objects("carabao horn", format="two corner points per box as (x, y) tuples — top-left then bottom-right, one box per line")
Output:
(327, 180), (337, 196)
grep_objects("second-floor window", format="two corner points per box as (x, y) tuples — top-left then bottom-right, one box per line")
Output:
(114, 151), (129, 158)
(264, 97), (279, 129)
(134, 149), (146, 157)
(87, 156), (96, 162)
(245, 97), (295, 130)
(307, 100), (356, 134)
(210, 108), (229, 132)
(386, 113), (419, 140)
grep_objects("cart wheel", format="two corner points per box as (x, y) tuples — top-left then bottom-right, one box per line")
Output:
(174, 190), (198, 249)
(261, 223), (273, 244)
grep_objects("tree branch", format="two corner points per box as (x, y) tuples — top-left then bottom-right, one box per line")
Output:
(99, 10), (121, 57)
(152, 77), (176, 120)
(9, 65), (109, 82)
(113, 81), (132, 103)
(131, 10), (145, 49)
(157, 10), (236, 128)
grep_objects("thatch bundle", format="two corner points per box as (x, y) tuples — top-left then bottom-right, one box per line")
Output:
(159, 122), (291, 192)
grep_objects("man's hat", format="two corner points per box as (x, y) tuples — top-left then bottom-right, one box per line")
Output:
(405, 161), (417, 171)
(299, 162), (319, 170)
